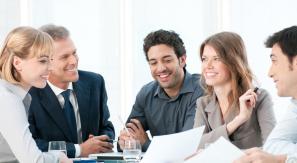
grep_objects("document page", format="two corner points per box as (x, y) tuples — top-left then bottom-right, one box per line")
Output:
(184, 137), (244, 163)
(140, 126), (205, 163)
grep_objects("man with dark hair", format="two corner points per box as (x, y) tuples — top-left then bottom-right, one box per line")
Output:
(234, 26), (297, 163)
(28, 24), (115, 158)
(118, 29), (204, 151)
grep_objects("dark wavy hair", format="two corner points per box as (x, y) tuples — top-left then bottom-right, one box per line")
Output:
(143, 29), (186, 61)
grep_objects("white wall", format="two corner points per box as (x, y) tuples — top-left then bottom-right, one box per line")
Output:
(0, 0), (296, 138)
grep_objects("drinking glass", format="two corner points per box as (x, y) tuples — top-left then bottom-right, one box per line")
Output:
(123, 139), (141, 163)
(48, 141), (67, 155)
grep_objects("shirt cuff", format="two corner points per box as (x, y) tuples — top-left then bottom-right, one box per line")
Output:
(74, 144), (81, 157)
(142, 139), (151, 152)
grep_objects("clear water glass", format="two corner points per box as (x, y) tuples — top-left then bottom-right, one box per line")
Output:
(123, 139), (141, 163)
(48, 141), (67, 155)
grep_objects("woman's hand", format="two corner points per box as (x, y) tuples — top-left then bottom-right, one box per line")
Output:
(237, 88), (258, 123)
(227, 88), (258, 135)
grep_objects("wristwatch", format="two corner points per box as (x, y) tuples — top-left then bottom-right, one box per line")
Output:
(286, 155), (297, 163)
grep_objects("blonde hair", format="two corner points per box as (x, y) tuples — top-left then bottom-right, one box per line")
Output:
(0, 26), (53, 84)
(199, 32), (255, 108)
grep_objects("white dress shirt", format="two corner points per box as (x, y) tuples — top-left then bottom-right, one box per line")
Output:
(264, 98), (297, 158)
(0, 79), (60, 163)
(47, 81), (82, 157)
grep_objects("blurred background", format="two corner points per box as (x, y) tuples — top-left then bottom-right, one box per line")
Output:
(0, 0), (296, 137)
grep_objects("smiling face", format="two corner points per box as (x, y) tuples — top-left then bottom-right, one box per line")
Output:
(14, 55), (51, 90)
(268, 44), (297, 98)
(201, 45), (231, 87)
(48, 37), (79, 89)
(147, 44), (186, 95)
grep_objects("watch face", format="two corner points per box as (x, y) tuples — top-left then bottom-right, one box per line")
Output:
(287, 156), (297, 163)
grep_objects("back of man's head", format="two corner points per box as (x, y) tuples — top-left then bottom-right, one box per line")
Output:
(143, 29), (186, 61)
(265, 26), (297, 63)
(39, 24), (70, 41)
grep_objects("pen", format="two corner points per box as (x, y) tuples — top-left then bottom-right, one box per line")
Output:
(247, 87), (259, 102)
(118, 115), (130, 135)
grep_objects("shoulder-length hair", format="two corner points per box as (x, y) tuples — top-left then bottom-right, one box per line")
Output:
(0, 26), (53, 84)
(199, 32), (254, 107)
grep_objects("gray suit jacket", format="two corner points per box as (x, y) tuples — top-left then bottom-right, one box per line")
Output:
(194, 88), (276, 149)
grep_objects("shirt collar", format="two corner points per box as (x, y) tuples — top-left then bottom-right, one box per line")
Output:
(154, 70), (194, 99)
(47, 81), (73, 96)
(0, 79), (28, 100)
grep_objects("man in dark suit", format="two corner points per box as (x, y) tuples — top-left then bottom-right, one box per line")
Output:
(28, 24), (115, 158)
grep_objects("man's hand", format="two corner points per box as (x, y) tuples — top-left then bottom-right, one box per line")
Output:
(118, 128), (132, 150)
(126, 119), (149, 145)
(79, 135), (113, 157)
(233, 147), (286, 163)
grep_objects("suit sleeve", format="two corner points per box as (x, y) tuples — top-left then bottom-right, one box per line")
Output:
(98, 76), (115, 139)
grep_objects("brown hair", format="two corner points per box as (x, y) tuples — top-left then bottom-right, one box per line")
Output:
(200, 32), (254, 107)
(0, 26), (53, 84)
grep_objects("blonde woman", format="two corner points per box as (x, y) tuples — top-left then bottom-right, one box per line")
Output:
(0, 27), (71, 163)
(194, 32), (276, 149)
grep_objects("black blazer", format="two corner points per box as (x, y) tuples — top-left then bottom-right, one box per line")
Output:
(28, 70), (115, 158)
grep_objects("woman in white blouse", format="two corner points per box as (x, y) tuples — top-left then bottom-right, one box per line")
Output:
(0, 27), (71, 163)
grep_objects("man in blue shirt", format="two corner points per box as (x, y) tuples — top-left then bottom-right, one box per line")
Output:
(234, 26), (297, 163)
(118, 29), (204, 151)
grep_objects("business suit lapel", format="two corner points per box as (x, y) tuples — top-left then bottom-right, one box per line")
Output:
(40, 84), (74, 141)
(205, 94), (223, 130)
(73, 80), (90, 141)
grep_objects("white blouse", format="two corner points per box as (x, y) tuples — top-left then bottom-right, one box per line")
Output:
(0, 79), (59, 163)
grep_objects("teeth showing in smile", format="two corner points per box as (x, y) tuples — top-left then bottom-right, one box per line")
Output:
(65, 68), (77, 72)
(159, 74), (169, 78)
(205, 72), (217, 77)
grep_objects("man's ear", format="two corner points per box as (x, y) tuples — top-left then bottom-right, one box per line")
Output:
(13, 55), (23, 72)
(179, 55), (187, 67)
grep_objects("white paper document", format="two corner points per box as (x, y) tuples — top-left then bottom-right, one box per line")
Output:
(184, 137), (244, 163)
(140, 126), (205, 163)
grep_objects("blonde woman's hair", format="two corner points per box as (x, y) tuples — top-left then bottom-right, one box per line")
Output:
(199, 32), (255, 108)
(0, 26), (53, 84)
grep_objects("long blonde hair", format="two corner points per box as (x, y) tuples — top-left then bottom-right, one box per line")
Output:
(0, 26), (53, 84)
(199, 32), (254, 108)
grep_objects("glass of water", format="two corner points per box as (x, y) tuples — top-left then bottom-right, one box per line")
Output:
(48, 141), (67, 156)
(123, 139), (141, 163)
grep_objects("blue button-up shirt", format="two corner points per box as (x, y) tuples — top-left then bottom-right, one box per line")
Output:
(127, 71), (204, 151)
(264, 98), (297, 158)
